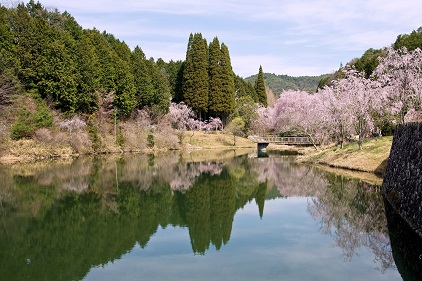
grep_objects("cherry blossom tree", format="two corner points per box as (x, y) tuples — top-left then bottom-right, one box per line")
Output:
(167, 102), (223, 143)
(59, 116), (87, 136)
(205, 117), (223, 132)
(317, 67), (382, 149)
(167, 102), (197, 143)
(372, 47), (422, 124)
(168, 102), (196, 130)
(318, 82), (354, 148)
(270, 90), (327, 143)
(251, 90), (326, 142)
(302, 93), (328, 144)
(335, 69), (380, 149)
(249, 48), (422, 149)
(251, 105), (275, 135)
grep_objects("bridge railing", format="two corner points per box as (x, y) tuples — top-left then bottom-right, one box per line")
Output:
(248, 135), (313, 144)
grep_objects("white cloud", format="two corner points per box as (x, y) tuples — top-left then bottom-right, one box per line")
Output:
(15, 0), (422, 76)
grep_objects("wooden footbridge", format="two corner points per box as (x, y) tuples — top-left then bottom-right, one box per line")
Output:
(248, 135), (318, 151)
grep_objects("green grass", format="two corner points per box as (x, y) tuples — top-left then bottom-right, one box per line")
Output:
(300, 136), (393, 174)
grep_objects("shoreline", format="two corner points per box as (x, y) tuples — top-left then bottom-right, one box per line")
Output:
(266, 136), (393, 185)
(0, 137), (256, 165)
(0, 134), (392, 186)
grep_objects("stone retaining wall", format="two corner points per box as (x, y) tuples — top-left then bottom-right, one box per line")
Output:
(383, 122), (422, 237)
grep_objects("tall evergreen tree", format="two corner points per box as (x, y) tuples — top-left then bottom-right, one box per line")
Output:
(145, 57), (171, 114)
(208, 37), (224, 116)
(113, 61), (136, 117)
(163, 60), (184, 103)
(37, 31), (78, 112)
(11, 2), (80, 111)
(11, 3), (43, 88)
(104, 32), (132, 63)
(234, 75), (258, 103)
(219, 43), (235, 118)
(0, 6), (18, 73)
(208, 38), (235, 122)
(254, 65), (267, 107)
(246, 81), (259, 102)
(0, 7), (21, 105)
(85, 29), (117, 93)
(86, 29), (135, 116)
(75, 31), (101, 113)
(182, 33), (209, 119)
(131, 46), (155, 108)
(234, 75), (247, 99)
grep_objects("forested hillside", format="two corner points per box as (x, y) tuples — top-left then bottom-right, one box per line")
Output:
(0, 1), (269, 158)
(0, 1), (264, 142)
(245, 73), (327, 94)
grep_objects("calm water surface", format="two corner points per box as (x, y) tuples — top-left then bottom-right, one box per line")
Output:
(0, 150), (419, 280)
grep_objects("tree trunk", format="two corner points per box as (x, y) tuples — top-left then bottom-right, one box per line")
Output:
(189, 130), (195, 144)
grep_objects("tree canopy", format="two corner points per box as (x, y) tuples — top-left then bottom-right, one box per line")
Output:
(208, 38), (235, 121)
(182, 33), (209, 118)
(393, 27), (422, 51)
(0, 1), (171, 117)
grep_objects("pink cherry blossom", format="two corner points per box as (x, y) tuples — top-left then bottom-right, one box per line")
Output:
(372, 47), (422, 124)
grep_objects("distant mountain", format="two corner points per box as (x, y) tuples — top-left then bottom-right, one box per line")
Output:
(244, 73), (328, 94)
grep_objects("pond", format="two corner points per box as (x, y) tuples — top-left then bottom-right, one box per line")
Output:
(0, 150), (419, 281)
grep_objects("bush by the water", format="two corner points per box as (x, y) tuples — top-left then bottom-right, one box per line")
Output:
(10, 96), (53, 140)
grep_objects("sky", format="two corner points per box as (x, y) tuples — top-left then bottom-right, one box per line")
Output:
(8, 0), (422, 78)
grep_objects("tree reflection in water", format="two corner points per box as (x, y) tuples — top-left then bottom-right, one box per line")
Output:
(385, 199), (422, 281)
(308, 175), (395, 272)
(0, 152), (397, 281)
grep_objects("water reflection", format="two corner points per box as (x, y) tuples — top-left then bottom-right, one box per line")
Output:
(385, 199), (422, 281)
(308, 176), (394, 272)
(0, 152), (403, 281)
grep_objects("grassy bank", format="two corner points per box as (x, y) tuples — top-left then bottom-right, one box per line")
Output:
(0, 130), (256, 164)
(295, 136), (393, 176)
(265, 136), (393, 185)
(181, 131), (254, 149)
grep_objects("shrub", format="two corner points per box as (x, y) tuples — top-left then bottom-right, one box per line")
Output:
(154, 123), (179, 149)
(59, 116), (86, 135)
(116, 125), (125, 148)
(87, 116), (102, 152)
(53, 131), (68, 146)
(10, 96), (53, 140)
(0, 121), (7, 155)
(10, 98), (53, 140)
(33, 128), (53, 143)
(0, 121), (7, 141)
(147, 132), (154, 148)
(69, 131), (92, 154)
(119, 121), (147, 151)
